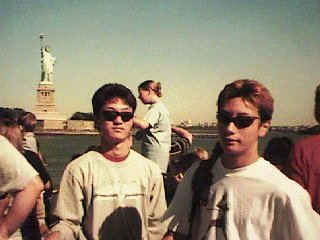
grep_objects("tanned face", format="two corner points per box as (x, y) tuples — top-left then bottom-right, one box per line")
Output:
(97, 98), (134, 145)
(218, 97), (269, 160)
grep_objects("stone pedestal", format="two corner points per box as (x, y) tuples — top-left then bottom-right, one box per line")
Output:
(34, 82), (68, 130)
(35, 81), (57, 114)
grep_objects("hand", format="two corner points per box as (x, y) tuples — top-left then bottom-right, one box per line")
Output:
(174, 173), (184, 183)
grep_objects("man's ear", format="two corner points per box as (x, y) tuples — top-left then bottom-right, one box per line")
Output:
(258, 120), (270, 137)
(94, 116), (101, 132)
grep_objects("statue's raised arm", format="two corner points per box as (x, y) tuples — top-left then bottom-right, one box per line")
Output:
(41, 46), (56, 82)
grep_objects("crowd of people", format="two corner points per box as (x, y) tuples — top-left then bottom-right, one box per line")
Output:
(0, 79), (319, 240)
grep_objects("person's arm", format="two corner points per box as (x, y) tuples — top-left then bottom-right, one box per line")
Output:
(133, 117), (151, 130)
(171, 126), (193, 144)
(52, 164), (84, 239)
(0, 175), (43, 239)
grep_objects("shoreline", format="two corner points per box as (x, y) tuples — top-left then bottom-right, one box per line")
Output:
(35, 129), (219, 138)
(35, 130), (100, 136)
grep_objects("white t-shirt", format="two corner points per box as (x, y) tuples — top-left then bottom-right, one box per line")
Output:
(164, 157), (320, 240)
(141, 101), (171, 173)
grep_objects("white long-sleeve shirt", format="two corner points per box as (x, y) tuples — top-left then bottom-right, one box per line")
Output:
(53, 149), (168, 240)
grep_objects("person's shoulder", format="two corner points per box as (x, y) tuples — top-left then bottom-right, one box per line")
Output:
(67, 150), (102, 170)
(295, 134), (320, 147)
(129, 149), (156, 165)
(0, 135), (9, 146)
(152, 101), (168, 111)
(273, 178), (313, 210)
(129, 149), (162, 171)
(0, 135), (16, 146)
(0, 136), (26, 161)
(158, 101), (169, 112)
(258, 160), (310, 199)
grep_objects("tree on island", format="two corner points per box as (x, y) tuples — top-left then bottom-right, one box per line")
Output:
(70, 112), (95, 121)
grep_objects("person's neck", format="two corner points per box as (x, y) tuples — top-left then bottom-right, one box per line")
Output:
(149, 96), (160, 104)
(222, 151), (260, 169)
(99, 141), (130, 160)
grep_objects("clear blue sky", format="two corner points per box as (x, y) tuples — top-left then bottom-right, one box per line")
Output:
(1, 0), (319, 126)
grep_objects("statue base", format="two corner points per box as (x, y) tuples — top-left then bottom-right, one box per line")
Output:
(35, 82), (58, 117)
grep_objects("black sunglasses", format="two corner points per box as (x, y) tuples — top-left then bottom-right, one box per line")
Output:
(100, 111), (134, 122)
(216, 111), (260, 129)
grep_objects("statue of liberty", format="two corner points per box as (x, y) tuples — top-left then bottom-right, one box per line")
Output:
(40, 34), (56, 82)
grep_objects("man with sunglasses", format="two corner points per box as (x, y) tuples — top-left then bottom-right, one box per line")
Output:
(50, 83), (168, 240)
(162, 79), (319, 240)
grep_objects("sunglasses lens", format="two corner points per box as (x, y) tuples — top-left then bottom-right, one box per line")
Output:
(216, 112), (230, 124)
(120, 112), (134, 122)
(234, 116), (255, 129)
(101, 111), (133, 122)
(217, 112), (258, 129)
(101, 111), (118, 121)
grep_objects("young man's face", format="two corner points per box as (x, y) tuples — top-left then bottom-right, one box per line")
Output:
(217, 97), (269, 157)
(97, 97), (134, 145)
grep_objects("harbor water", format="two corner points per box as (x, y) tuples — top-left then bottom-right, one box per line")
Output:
(38, 131), (306, 189)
